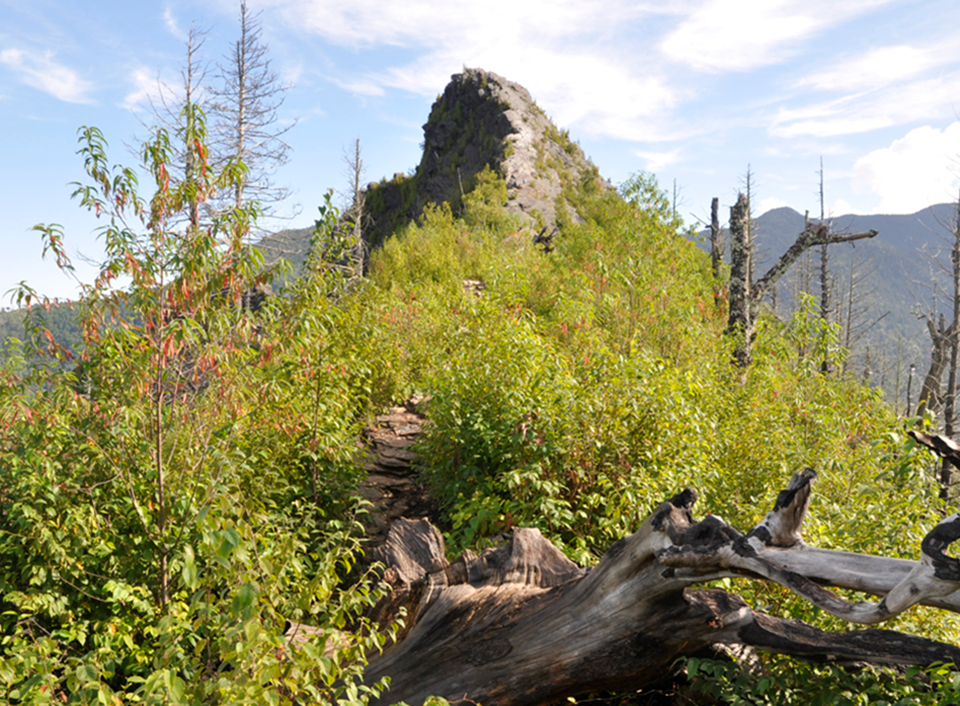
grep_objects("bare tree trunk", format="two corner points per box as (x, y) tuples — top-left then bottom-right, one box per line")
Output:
(210, 1), (292, 222)
(726, 193), (752, 366)
(233, 3), (249, 210)
(818, 158), (831, 373)
(345, 471), (960, 706)
(918, 314), (954, 417)
(183, 26), (204, 230)
(346, 138), (367, 279)
(710, 196), (722, 308)
(723, 190), (877, 368)
(942, 198), (960, 499)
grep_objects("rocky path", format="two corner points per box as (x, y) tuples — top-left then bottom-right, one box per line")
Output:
(357, 400), (438, 549)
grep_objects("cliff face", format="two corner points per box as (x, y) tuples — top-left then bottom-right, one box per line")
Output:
(364, 68), (611, 247)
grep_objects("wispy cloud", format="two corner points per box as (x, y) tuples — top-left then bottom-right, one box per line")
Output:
(770, 71), (960, 138)
(797, 44), (947, 93)
(635, 147), (683, 172)
(660, 0), (894, 73)
(259, 0), (688, 140)
(0, 48), (93, 103)
(121, 66), (164, 111)
(331, 76), (385, 97)
(163, 6), (186, 41)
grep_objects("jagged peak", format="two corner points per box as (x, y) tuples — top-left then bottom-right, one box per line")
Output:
(363, 68), (612, 247)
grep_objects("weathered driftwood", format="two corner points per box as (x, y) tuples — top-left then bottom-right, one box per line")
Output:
(361, 470), (960, 706)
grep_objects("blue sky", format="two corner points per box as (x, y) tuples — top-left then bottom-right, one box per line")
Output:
(4, 0), (960, 300)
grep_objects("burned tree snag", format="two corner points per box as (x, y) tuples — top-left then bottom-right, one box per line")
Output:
(726, 193), (753, 366)
(348, 471), (960, 706)
(917, 314), (955, 417)
(724, 190), (878, 368)
(818, 159), (831, 373)
(942, 200), (960, 499)
(710, 196), (723, 307)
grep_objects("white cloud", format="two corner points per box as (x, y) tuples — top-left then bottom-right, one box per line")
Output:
(331, 77), (385, 97)
(756, 196), (789, 215)
(0, 48), (94, 103)
(258, 0), (686, 140)
(828, 198), (863, 217)
(852, 123), (960, 213)
(122, 67), (164, 111)
(635, 148), (682, 172)
(660, 0), (894, 73)
(263, 0), (642, 51)
(163, 6), (186, 40)
(770, 71), (960, 138)
(797, 44), (945, 93)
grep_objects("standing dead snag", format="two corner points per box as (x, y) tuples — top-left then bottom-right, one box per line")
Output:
(916, 314), (955, 417)
(724, 190), (878, 367)
(355, 471), (960, 706)
(726, 193), (752, 366)
(710, 197), (723, 308)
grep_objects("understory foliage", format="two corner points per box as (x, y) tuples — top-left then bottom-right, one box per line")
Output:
(360, 170), (958, 700)
(1, 115), (957, 706)
(0, 123), (392, 703)
(685, 656), (960, 706)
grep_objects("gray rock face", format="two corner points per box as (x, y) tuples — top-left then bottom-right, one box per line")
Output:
(257, 68), (613, 259)
(365, 68), (611, 246)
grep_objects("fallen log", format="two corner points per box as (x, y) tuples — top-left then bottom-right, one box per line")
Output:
(357, 469), (960, 705)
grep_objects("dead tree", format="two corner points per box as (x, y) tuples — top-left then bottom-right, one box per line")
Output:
(725, 191), (877, 367)
(342, 138), (369, 278)
(209, 1), (293, 221)
(725, 193), (753, 365)
(137, 24), (209, 230)
(940, 200), (960, 499)
(818, 158), (831, 373)
(710, 196), (723, 307)
(917, 313), (955, 417)
(351, 470), (960, 706)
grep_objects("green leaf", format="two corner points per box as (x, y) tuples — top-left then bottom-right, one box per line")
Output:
(234, 582), (258, 612)
(181, 544), (197, 590)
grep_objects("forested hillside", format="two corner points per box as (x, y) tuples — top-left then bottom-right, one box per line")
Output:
(713, 204), (960, 405)
(2, 68), (960, 705)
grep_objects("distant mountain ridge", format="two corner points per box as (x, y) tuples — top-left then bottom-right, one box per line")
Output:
(697, 202), (958, 402)
(754, 204), (955, 255)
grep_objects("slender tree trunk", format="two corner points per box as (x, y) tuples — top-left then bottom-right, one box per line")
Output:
(183, 26), (202, 230)
(726, 193), (752, 366)
(941, 197), (960, 499)
(155, 272), (169, 608)
(233, 2), (249, 210)
(350, 139), (365, 278)
(818, 158), (831, 373)
(710, 196), (722, 308)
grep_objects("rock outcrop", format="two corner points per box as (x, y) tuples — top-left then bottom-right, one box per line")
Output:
(256, 68), (613, 269)
(364, 68), (611, 247)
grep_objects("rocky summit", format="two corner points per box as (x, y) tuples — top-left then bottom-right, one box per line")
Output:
(258, 68), (612, 263)
(363, 68), (611, 247)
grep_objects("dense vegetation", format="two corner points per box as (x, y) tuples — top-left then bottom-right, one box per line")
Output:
(1, 121), (958, 704)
